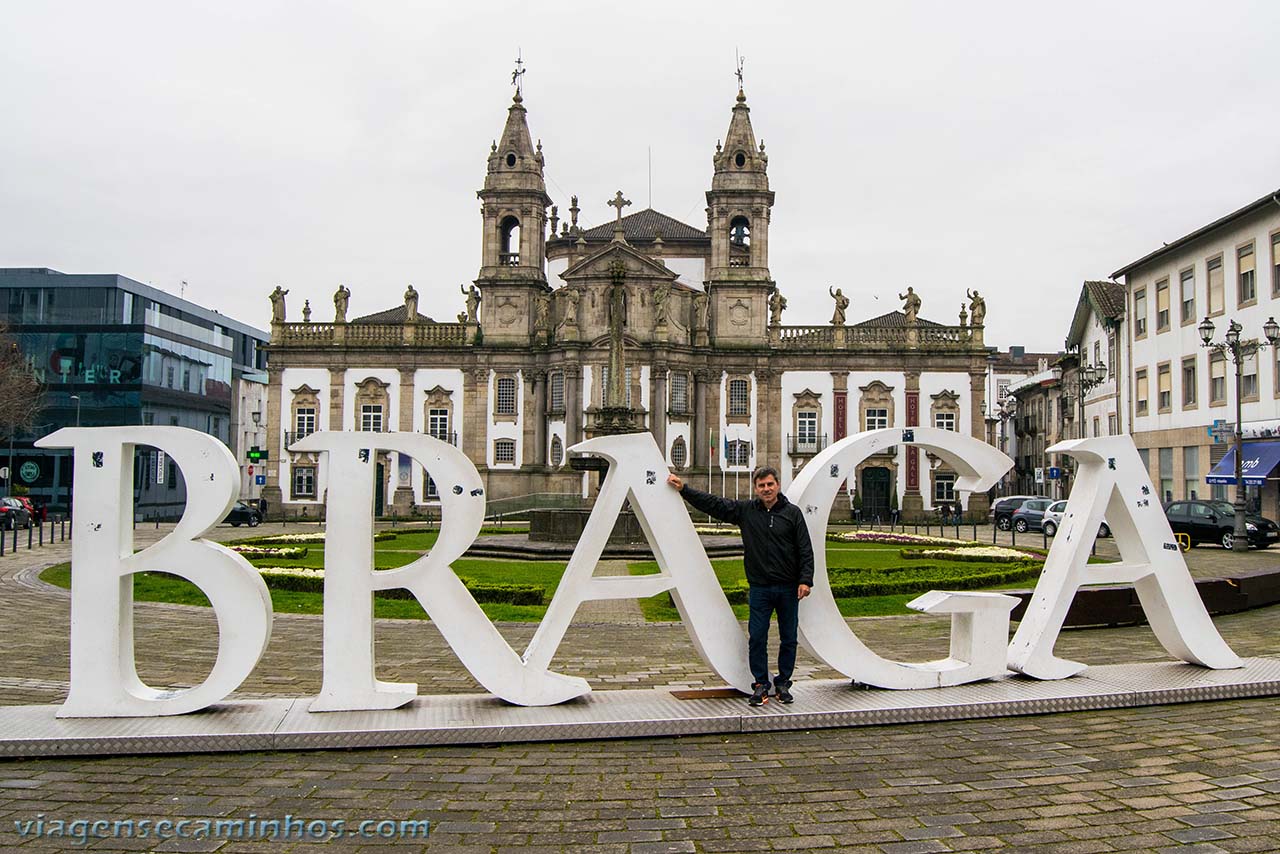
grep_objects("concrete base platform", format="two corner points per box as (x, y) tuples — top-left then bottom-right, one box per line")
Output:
(3, 657), (1279, 758)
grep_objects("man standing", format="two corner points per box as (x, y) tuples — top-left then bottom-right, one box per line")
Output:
(667, 467), (814, 706)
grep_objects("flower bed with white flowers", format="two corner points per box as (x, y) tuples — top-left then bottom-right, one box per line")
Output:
(901, 545), (1041, 563)
(827, 531), (979, 547)
(231, 545), (308, 559)
(255, 566), (543, 605)
(235, 531), (398, 546)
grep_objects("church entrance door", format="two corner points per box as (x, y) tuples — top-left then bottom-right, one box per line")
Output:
(861, 467), (891, 522)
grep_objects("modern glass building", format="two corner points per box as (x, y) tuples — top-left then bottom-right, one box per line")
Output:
(0, 268), (268, 516)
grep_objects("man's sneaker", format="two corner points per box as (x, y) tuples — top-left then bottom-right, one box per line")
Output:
(775, 682), (794, 704)
(749, 684), (770, 706)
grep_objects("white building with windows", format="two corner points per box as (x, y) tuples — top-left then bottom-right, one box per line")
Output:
(1115, 189), (1280, 514)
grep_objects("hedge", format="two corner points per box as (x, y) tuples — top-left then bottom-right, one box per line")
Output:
(259, 571), (543, 605)
(682, 562), (1042, 606)
(235, 531), (398, 546)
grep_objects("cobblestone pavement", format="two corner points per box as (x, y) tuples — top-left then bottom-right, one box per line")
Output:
(2, 523), (1279, 851)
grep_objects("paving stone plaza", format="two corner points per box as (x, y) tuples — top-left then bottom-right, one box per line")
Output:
(3, 525), (1280, 852)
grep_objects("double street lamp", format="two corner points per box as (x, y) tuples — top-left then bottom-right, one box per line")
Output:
(1198, 314), (1280, 552)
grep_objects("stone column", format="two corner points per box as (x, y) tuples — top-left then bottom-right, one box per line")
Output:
(693, 370), (710, 469)
(463, 367), (488, 466)
(966, 368), (991, 522)
(767, 369), (784, 467)
(391, 368), (416, 516)
(527, 370), (547, 467)
(754, 368), (772, 468)
(651, 364), (667, 455)
(328, 368), (345, 431)
(705, 371), (722, 479)
(260, 365), (285, 519)
(902, 371), (924, 520)
(564, 364), (581, 446)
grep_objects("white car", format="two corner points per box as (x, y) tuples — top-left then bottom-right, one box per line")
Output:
(1042, 500), (1111, 538)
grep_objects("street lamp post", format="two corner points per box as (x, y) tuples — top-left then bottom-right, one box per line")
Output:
(1198, 315), (1280, 552)
(70, 395), (81, 427)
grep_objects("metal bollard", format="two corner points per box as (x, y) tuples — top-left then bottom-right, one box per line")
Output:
(38, 522), (43, 547)
(11, 526), (17, 552)
(27, 524), (32, 550)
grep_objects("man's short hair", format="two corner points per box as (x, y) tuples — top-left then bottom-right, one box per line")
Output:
(752, 465), (779, 484)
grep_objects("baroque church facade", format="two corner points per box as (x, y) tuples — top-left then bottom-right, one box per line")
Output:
(261, 86), (994, 521)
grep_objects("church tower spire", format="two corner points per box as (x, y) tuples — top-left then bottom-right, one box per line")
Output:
(704, 82), (776, 346)
(475, 64), (553, 344)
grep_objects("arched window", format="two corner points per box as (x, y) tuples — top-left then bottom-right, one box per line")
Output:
(670, 436), (688, 469)
(550, 435), (564, 467)
(499, 216), (521, 266)
(728, 216), (750, 268)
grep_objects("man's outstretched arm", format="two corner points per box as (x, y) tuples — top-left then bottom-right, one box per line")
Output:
(666, 473), (743, 525)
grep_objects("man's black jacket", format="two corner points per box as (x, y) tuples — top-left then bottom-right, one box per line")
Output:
(678, 485), (815, 588)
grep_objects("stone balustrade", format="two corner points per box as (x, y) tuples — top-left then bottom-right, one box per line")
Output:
(275, 322), (470, 347)
(774, 323), (981, 351)
(274, 319), (976, 351)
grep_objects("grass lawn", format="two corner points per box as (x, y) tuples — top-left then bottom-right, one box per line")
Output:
(628, 543), (1047, 622)
(40, 536), (1079, 625)
(40, 525), (564, 623)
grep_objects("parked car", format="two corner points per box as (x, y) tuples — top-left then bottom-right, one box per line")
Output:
(1164, 499), (1280, 550)
(11, 496), (36, 520)
(224, 501), (263, 528)
(989, 495), (1049, 531)
(1041, 500), (1111, 538)
(0, 497), (31, 530)
(1010, 498), (1055, 533)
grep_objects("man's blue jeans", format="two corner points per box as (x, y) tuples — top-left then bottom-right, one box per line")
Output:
(747, 584), (799, 688)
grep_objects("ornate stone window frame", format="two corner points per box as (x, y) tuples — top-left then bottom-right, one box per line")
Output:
(548, 371), (566, 416)
(353, 377), (390, 433)
(493, 373), (519, 423)
(423, 385), (454, 443)
(670, 435), (689, 469)
(726, 375), (751, 424)
(859, 380), (895, 432)
(290, 383), (320, 443)
(668, 370), (692, 421)
(790, 388), (824, 456)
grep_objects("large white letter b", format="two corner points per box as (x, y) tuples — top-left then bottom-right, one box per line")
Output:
(36, 427), (274, 717)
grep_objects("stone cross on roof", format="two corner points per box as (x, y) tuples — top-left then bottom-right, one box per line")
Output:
(608, 190), (631, 243)
(608, 190), (631, 224)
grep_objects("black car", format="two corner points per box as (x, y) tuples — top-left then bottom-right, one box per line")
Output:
(224, 501), (263, 528)
(1164, 499), (1280, 550)
(0, 497), (30, 530)
(990, 494), (1049, 531)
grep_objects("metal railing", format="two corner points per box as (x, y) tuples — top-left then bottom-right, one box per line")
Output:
(786, 433), (829, 456)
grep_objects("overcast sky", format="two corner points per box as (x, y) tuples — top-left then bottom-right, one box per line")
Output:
(4, 1), (1278, 352)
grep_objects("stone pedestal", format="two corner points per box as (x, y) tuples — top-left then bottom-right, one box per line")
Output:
(260, 485), (284, 521)
(965, 492), (990, 524)
(901, 493), (925, 521)
(391, 486), (415, 517)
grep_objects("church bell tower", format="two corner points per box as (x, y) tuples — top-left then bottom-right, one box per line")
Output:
(704, 85), (776, 346)
(475, 80), (552, 344)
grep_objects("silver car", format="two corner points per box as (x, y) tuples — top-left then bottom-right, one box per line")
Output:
(1043, 500), (1111, 538)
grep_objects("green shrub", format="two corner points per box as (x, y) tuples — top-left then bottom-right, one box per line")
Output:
(258, 571), (542, 605)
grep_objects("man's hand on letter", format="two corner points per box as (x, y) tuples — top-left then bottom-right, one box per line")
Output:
(667, 473), (684, 491)
(797, 584), (811, 600)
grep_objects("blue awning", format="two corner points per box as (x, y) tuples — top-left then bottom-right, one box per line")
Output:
(1206, 441), (1280, 485)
